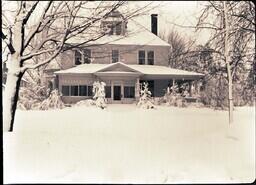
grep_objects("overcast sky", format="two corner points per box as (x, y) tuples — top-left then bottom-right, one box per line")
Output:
(2, 1), (211, 45)
(131, 1), (211, 45)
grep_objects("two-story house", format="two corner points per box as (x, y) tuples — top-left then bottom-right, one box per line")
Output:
(45, 11), (203, 104)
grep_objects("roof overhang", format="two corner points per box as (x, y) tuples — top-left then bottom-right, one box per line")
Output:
(141, 74), (204, 80)
(54, 62), (204, 81)
(95, 71), (142, 77)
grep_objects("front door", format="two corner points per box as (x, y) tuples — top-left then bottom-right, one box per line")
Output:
(114, 86), (121, 100)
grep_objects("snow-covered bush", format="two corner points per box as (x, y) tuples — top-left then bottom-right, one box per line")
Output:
(18, 86), (49, 110)
(137, 82), (155, 109)
(37, 89), (65, 110)
(164, 84), (186, 107)
(93, 81), (107, 109)
(75, 99), (95, 107)
(153, 97), (165, 105)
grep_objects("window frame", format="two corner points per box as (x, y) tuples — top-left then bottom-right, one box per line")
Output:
(147, 51), (154, 65)
(138, 50), (145, 65)
(115, 22), (122, 35)
(74, 50), (82, 65)
(79, 85), (87, 96)
(112, 50), (119, 63)
(83, 49), (91, 64)
(124, 86), (135, 98)
(70, 85), (79, 96)
(62, 85), (70, 96)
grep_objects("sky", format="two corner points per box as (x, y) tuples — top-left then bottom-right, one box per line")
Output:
(2, 1), (211, 46)
(131, 1), (211, 45)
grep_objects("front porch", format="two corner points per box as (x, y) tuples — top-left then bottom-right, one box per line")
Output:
(54, 62), (204, 104)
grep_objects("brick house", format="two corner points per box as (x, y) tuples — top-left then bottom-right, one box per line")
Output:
(45, 11), (204, 104)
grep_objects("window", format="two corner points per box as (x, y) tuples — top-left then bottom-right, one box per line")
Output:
(83, 49), (91, 64)
(62, 85), (94, 96)
(79, 85), (87, 96)
(112, 50), (119, 63)
(62, 86), (70, 96)
(71, 86), (79, 96)
(148, 51), (154, 65)
(75, 50), (82, 65)
(116, 22), (122, 35)
(107, 24), (114, 35)
(88, 86), (93, 96)
(138, 50), (145, 65)
(105, 86), (111, 98)
(124, 86), (135, 98)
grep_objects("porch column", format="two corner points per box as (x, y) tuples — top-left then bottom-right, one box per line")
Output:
(172, 79), (175, 92)
(195, 80), (200, 95)
(189, 81), (192, 96)
(111, 81), (114, 101)
(121, 81), (124, 103)
(135, 78), (140, 101)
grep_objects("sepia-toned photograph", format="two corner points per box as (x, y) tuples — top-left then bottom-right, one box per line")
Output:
(2, 1), (255, 184)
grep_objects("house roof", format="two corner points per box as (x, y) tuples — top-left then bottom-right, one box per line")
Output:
(54, 62), (204, 80)
(67, 20), (170, 47)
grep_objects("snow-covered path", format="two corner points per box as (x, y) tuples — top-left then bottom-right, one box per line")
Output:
(3, 105), (255, 183)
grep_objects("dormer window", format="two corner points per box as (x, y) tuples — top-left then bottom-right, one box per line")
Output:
(116, 23), (122, 35)
(100, 10), (127, 35)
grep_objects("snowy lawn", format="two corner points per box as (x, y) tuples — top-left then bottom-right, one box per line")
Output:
(3, 104), (255, 183)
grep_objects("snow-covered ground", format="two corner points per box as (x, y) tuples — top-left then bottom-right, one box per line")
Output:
(3, 104), (255, 183)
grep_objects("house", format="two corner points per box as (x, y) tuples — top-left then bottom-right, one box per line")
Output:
(47, 11), (204, 104)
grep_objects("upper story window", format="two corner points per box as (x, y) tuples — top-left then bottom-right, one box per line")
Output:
(112, 50), (119, 63)
(75, 49), (91, 65)
(148, 51), (154, 65)
(138, 50), (145, 65)
(138, 50), (155, 65)
(83, 49), (91, 64)
(75, 50), (82, 65)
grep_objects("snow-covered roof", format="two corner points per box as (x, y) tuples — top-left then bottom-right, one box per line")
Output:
(129, 64), (203, 77)
(55, 62), (204, 79)
(67, 20), (170, 47)
(55, 64), (107, 74)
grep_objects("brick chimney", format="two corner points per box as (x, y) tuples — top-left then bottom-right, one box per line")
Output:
(151, 14), (158, 35)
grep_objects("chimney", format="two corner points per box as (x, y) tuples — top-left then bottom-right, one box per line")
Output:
(151, 14), (158, 35)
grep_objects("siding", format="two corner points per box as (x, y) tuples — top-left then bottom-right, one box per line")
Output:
(58, 44), (169, 68)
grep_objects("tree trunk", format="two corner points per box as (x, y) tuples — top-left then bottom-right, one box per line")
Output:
(227, 63), (234, 124)
(3, 68), (23, 132)
(224, 1), (234, 125)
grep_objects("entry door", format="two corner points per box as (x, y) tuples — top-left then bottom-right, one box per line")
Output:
(114, 86), (121, 100)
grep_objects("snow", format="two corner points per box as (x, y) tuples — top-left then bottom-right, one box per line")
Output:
(3, 105), (255, 183)
(67, 19), (170, 46)
(54, 63), (107, 74)
(129, 64), (204, 76)
(55, 62), (204, 78)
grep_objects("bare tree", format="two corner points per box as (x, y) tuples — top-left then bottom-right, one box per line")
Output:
(1, 1), (157, 132)
(160, 28), (194, 68)
(196, 1), (255, 125)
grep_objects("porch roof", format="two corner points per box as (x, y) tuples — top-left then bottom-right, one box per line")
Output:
(54, 62), (204, 79)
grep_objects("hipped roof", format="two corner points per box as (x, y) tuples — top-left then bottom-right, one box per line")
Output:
(55, 62), (204, 79)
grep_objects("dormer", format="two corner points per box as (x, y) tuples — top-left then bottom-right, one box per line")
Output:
(100, 10), (127, 36)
